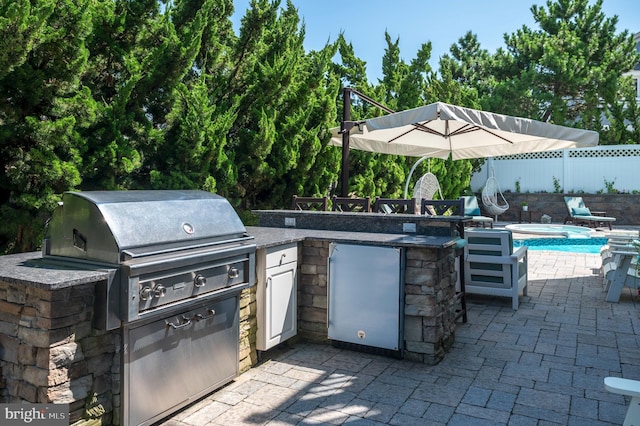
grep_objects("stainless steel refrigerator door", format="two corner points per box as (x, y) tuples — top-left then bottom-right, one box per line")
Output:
(328, 243), (402, 350)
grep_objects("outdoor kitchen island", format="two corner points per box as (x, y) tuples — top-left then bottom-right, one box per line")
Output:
(0, 210), (467, 426)
(250, 209), (470, 367)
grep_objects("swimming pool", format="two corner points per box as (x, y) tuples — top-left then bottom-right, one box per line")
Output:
(514, 237), (608, 253)
(505, 224), (594, 239)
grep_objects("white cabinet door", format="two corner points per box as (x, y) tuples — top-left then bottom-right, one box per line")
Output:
(257, 244), (297, 350)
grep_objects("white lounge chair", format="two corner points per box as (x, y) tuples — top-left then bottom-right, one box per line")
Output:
(464, 229), (528, 310)
(604, 377), (640, 425)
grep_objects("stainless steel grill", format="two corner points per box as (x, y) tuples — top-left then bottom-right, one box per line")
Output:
(42, 190), (256, 426)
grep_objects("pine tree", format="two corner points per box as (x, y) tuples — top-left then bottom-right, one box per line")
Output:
(487, 0), (639, 133)
(0, 0), (96, 253)
(225, 0), (339, 210)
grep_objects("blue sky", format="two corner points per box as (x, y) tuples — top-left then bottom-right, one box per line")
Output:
(231, 0), (640, 81)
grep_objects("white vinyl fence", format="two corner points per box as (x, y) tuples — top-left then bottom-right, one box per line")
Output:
(470, 144), (640, 194)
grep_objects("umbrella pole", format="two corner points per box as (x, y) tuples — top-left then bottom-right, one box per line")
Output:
(341, 88), (351, 197)
(339, 88), (396, 197)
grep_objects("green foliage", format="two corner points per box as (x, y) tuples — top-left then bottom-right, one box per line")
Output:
(553, 176), (563, 193)
(486, 0), (639, 132)
(1, 0), (638, 254)
(604, 178), (618, 194)
(0, 0), (96, 253)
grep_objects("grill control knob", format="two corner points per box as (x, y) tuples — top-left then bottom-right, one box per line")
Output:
(228, 267), (239, 279)
(154, 285), (167, 298)
(140, 286), (153, 300)
(194, 274), (206, 287)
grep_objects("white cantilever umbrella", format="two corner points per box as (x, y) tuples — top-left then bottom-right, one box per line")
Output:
(330, 102), (599, 159)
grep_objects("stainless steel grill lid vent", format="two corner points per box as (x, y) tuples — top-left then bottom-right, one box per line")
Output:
(43, 190), (249, 264)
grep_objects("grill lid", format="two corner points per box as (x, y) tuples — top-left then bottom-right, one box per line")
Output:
(43, 190), (249, 264)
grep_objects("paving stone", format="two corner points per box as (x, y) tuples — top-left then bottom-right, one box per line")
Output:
(318, 390), (358, 410)
(181, 401), (230, 425)
(448, 413), (502, 426)
(208, 400), (279, 425)
(363, 401), (398, 423)
(342, 415), (387, 425)
(357, 381), (413, 405)
(518, 387), (572, 413)
(503, 362), (550, 382)
(423, 402), (455, 423)
(374, 372), (420, 389)
(304, 406), (350, 424)
(547, 368), (574, 387)
(285, 392), (326, 416)
(512, 402), (569, 424)
(397, 397), (428, 417)
(460, 386), (491, 406)
(388, 412), (431, 426)
(455, 403), (510, 423)
(267, 411), (305, 425)
(486, 390), (516, 412)
(570, 395), (599, 418)
(335, 397), (371, 417)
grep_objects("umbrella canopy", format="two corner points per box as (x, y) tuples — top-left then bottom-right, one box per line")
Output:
(330, 102), (599, 159)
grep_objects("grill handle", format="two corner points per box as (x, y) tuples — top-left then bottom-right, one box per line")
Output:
(166, 315), (192, 330)
(195, 309), (216, 321)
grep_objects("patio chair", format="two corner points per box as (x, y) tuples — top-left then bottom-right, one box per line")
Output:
(331, 196), (371, 212)
(600, 232), (639, 289)
(604, 377), (640, 425)
(420, 198), (464, 216)
(461, 196), (493, 228)
(464, 228), (528, 310)
(413, 172), (443, 202)
(602, 246), (639, 303)
(563, 196), (615, 230)
(373, 197), (416, 214)
(481, 167), (509, 217)
(291, 195), (328, 211)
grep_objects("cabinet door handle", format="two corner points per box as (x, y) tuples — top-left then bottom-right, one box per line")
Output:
(266, 277), (272, 287)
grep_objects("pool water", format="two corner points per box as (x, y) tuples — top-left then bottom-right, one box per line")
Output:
(514, 237), (608, 253)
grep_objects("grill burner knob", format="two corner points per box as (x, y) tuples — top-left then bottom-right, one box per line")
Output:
(140, 286), (153, 301)
(194, 274), (207, 287)
(154, 285), (167, 298)
(228, 267), (239, 279)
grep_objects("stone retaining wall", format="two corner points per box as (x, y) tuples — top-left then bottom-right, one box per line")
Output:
(488, 193), (640, 225)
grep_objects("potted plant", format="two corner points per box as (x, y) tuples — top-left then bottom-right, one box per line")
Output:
(521, 201), (528, 211)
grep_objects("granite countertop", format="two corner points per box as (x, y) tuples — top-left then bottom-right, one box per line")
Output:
(247, 226), (457, 250)
(0, 251), (113, 289)
(0, 227), (458, 289)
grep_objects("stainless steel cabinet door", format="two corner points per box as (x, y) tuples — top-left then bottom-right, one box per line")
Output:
(125, 296), (239, 426)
